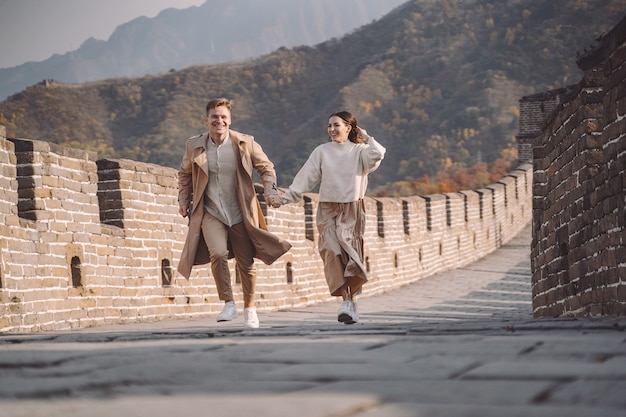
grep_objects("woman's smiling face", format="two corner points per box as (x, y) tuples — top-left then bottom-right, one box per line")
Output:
(328, 116), (351, 143)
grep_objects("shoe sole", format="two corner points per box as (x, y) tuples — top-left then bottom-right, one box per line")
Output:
(338, 313), (356, 324)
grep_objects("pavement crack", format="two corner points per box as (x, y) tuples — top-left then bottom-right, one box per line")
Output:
(519, 341), (544, 355)
(363, 342), (390, 351)
(532, 378), (576, 404)
(449, 361), (483, 379)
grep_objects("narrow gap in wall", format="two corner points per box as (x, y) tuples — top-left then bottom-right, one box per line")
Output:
(477, 191), (483, 220)
(376, 200), (384, 238)
(255, 184), (267, 217)
(365, 256), (370, 273)
(462, 193), (468, 222)
(9, 140), (37, 221)
(426, 197), (432, 231)
(402, 200), (410, 235)
(70, 256), (82, 287)
(439, 242), (443, 256)
(161, 258), (172, 286)
(445, 195), (452, 227)
(96, 159), (125, 228)
(523, 170), (528, 194)
(393, 252), (398, 268)
(418, 247), (422, 263)
(304, 196), (314, 241)
(286, 262), (293, 284)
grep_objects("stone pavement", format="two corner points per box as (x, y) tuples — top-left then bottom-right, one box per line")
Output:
(1, 223), (625, 417)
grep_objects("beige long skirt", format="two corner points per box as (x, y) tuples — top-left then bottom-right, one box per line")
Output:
(316, 200), (368, 297)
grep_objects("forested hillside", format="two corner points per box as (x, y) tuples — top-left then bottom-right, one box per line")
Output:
(1, 0), (624, 194)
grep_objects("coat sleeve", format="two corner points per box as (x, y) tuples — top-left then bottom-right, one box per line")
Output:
(178, 139), (194, 211)
(249, 139), (280, 198)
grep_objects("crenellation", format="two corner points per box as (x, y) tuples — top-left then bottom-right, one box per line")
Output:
(424, 193), (447, 234)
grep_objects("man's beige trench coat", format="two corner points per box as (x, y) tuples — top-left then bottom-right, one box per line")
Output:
(177, 130), (291, 279)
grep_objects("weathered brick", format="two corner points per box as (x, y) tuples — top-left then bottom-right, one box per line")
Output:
(530, 15), (626, 318)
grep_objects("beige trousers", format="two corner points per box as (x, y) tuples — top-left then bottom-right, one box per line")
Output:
(316, 200), (368, 297)
(201, 212), (256, 306)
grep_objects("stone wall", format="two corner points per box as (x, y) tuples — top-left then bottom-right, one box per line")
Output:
(0, 125), (532, 333)
(516, 87), (575, 163)
(531, 14), (626, 317)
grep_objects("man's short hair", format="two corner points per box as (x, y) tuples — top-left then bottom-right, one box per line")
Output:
(206, 98), (232, 115)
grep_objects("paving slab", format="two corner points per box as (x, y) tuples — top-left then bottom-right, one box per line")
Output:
(1, 223), (626, 417)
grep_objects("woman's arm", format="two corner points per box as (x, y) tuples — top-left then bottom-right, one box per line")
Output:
(358, 128), (386, 173)
(281, 149), (322, 204)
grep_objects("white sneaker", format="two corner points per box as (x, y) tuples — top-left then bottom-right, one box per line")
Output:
(244, 308), (259, 328)
(338, 300), (357, 324)
(352, 301), (359, 323)
(217, 301), (238, 322)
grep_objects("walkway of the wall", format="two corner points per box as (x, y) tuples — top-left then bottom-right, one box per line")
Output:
(0, 125), (532, 333)
(531, 14), (626, 317)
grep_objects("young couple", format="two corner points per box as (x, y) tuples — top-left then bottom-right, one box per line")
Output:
(177, 98), (385, 328)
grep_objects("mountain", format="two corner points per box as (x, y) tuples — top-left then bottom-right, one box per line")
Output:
(0, 0), (406, 102)
(1, 0), (625, 192)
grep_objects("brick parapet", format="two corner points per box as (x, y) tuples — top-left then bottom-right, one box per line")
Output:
(0, 129), (532, 332)
(0, 131), (531, 332)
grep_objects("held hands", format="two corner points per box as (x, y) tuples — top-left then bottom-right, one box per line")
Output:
(266, 195), (283, 208)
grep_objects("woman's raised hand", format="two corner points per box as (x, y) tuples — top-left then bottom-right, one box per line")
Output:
(356, 126), (369, 140)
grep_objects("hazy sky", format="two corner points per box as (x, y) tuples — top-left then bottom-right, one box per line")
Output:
(0, 0), (206, 68)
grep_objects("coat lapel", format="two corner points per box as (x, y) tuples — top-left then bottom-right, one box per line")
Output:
(193, 133), (209, 176)
(231, 132), (253, 177)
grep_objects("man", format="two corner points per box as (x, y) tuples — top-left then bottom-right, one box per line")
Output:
(177, 98), (291, 328)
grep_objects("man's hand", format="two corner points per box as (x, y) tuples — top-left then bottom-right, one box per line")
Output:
(179, 205), (189, 217)
(266, 195), (283, 208)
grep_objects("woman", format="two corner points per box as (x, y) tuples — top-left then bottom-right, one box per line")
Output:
(279, 111), (386, 324)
